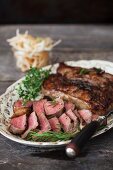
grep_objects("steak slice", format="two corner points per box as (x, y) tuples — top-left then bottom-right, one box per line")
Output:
(9, 114), (26, 134)
(44, 98), (64, 116)
(14, 100), (33, 108)
(43, 63), (113, 116)
(66, 109), (78, 122)
(65, 101), (75, 111)
(59, 113), (73, 132)
(66, 109), (78, 130)
(78, 109), (92, 124)
(49, 117), (61, 132)
(12, 100), (32, 118)
(33, 100), (51, 131)
(21, 112), (38, 138)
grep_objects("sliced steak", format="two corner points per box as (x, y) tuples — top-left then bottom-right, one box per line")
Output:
(74, 109), (81, 120)
(59, 113), (72, 132)
(9, 114), (26, 134)
(33, 100), (51, 131)
(13, 100), (32, 118)
(49, 117), (61, 132)
(21, 112), (38, 138)
(66, 109), (78, 122)
(44, 98), (64, 116)
(14, 100), (33, 108)
(65, 101), (75, 111)
(42, 74), (90, 110)
(43, 63), (113, 116)
(66, 109), (78, 131)
(78, 109), (92, 124)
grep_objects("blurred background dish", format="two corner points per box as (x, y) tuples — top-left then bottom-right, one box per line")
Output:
(7, 30), (61, 71)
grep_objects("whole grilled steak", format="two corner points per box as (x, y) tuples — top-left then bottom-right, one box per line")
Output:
(43, 63), (113, 116)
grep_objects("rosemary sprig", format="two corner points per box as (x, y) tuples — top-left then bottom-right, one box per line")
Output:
(79, 68), (90, 75)
(26, 131), (77, 142)
(26, 125), (106, 142)
(16, 67), (51, 103)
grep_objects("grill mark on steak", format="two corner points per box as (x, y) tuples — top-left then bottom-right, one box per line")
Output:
(63, 78), (94, 91)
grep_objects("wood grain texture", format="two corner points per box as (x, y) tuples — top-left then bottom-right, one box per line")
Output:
(0, 25), (113, 170)
(1, 25), (113, 51)
(0, 50), (113, 81)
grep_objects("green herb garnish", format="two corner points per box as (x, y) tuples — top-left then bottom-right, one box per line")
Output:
(94, 68), (104, 74)
(26, 131), (78, 142)
(79, 68), (90, 75)
(16, 67), (51, 103)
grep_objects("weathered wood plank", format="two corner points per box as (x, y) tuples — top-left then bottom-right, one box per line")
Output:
(0, 25), (113, 51)
(0, 51), (113, 81)
(0, 127), (113, 170)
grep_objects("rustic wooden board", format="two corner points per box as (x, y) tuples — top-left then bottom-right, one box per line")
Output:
(1, 25), (113, 51)
(0, 51), (113, 81)
(0, 25), (113, 170)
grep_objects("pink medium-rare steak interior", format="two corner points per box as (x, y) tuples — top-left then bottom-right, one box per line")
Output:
(44, 98), (64, 116)
(21, 112), (38, 138)
(33, 100), (51, 131)
(9, 114), (27, 134)
(49, 117), (61, 132)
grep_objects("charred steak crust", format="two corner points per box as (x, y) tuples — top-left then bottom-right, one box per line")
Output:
(43, 63), (113, 116)
(57, 62), (113, 87)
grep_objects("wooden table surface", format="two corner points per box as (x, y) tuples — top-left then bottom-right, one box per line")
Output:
(0, 25), (113, 170)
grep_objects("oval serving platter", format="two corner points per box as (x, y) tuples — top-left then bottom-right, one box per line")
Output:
(0, 60), (113, 148)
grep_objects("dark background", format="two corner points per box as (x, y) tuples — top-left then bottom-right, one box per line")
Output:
(0, 0), (113, 24)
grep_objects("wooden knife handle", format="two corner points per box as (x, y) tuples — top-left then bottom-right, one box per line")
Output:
(66, 121), (100, 158)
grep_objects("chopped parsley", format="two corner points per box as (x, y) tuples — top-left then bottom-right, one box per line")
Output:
(16, 67), (51, 103)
